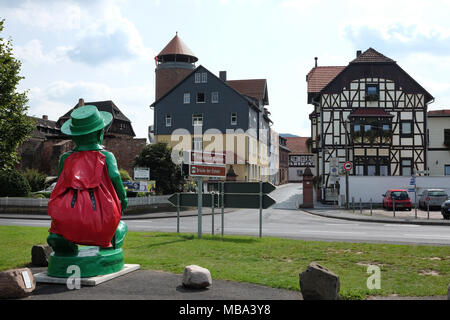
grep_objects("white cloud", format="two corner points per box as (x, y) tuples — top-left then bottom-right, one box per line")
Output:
(14, 39), (71, 65)
(5, 1), (82, 31)
(28, 80), (153, 140)
(280, 0), (318, 12)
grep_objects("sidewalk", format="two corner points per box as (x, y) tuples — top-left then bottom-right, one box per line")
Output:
(302, 202), (450, 226)
(0, 208), (236, 221)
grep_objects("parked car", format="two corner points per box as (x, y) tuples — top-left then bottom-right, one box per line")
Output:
(441, 200), (450, 220)
(382, 189), (412, 211)
(418, 189), (448, 210)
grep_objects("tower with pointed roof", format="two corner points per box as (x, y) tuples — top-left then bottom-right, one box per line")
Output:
(155, 33), (198, 100)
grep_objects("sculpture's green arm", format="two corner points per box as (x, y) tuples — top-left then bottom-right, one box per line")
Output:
(101, 151), (128, 211)
(57, 152), (72, 178)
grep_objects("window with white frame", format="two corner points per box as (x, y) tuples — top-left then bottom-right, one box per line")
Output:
(201, 72), (207, 83)
(211, 91), (219, 103)
(165, 115), (172, 127)
(183, 93), (190, 104)
(192, 137), (203, 151)
(192, 113), (203, 126)
(231, 112), (237, 125)
(195, 73), (201, 83)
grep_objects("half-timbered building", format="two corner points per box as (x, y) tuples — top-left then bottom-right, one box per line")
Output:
(307, 48), (434, 201)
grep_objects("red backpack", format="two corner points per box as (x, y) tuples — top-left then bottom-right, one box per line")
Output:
(48, 151), (122, 247)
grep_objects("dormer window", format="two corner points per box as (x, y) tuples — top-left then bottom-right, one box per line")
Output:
(365, 84), (379, 101)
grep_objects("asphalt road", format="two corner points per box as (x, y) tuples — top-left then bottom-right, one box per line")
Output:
(1, 183), (449, 246)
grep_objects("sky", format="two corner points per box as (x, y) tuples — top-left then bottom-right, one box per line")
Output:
(1, 0), (450, 141)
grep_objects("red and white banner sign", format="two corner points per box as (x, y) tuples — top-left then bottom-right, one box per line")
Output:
(189, 164), (226, 178)
(190, 151), (226, 165)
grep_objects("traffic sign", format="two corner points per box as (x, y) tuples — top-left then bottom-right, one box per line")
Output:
(189, 164), (226, 178)
(408, 188), (415, 192)
(222, 182), (276, 194)
(168, 193), (276, 209)
(344, 161), (353, 172)
(191, 151), (226, 164)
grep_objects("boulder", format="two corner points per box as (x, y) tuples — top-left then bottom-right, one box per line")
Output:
(0, 268), (36, 299)
(182, 265), (212, 289)
(299, 262), (340, 300)
(31, 245), (53, 267)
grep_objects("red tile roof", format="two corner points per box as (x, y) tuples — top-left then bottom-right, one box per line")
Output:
(307, 66), (345, 93)
(349, 108), (394, 117)
(350, 48), (395, 64)
(157, 34), (197, 60)
(428, 109), (450, 116)
(226, 79), (268, 104)
(285, 137), (310, 154)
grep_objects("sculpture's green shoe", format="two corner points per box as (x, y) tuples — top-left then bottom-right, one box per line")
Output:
(46, 222), (127, 278)
(47, 246), (124, 278)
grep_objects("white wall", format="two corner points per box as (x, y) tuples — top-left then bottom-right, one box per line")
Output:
(339, 176), (450, 203)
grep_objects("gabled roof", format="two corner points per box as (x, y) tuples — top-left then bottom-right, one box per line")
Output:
(285, 137), (310, 154)
(59, 100), (131, 123)
(58, 100), (135, 136)
(157, 34), (198, 61)
(150, 65), (262, 112)
(307, 66), (345, 93)
(349, 108), (394, 117)
(350, 48), (395, 64)
(226, 79), (269, 105)
(428, 109), (450, 117)
(29, 116), (59, 130)
(316, 48), (434, 103)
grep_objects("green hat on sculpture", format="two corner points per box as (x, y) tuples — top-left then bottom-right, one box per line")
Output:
(61, 105), (113, 136)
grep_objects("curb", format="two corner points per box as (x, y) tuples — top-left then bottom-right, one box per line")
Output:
(300, 209), (450, 226)
(0, 210), (234, 221)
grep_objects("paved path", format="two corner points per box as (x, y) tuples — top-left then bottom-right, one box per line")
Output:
(26, 267), (302, 300)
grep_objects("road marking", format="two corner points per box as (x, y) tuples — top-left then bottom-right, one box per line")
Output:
(299, 230), (366, 235)
(326, 223), (359, 226)
(403, 234), (450, 240)
(383, 224), (420, 227)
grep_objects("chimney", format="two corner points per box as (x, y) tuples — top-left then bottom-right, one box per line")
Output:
(219, 71), (227, 81)
(42, 115), (48, 120)
(314, 57), (318, 68)
(78, 98), (85, 107)
(356, 50), (362, 57)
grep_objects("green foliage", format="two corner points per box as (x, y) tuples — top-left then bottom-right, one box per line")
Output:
(133, 142), (185, 195)
(23, 168), (46, 192)
(0, 169), (31, 197)
(119, 169), (132, 181)
(31, 191), (51, 198)
(0, 20), (35, 171)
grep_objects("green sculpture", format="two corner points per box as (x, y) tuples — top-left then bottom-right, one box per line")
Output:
(46, 105), (128, 278)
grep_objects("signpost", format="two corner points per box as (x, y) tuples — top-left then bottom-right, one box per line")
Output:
(168, 181), (276, 238)
(344, 161), (353, 172)
(134, 167), (150, 180)
(189, 164), (226, 178)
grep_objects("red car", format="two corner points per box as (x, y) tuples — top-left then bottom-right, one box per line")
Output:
(382, 189), (412, 211)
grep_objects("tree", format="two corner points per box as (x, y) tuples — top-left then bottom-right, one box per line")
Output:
(133, 142), (185, 195)
(0, 19), (35, 171)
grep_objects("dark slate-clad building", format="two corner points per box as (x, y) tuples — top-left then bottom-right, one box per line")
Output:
(150, 34), (273, 182)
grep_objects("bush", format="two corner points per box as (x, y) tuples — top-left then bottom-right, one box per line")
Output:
(23, 168), (46, 192)
(0, 169), (31, 197)
(119, 169), (132, 182)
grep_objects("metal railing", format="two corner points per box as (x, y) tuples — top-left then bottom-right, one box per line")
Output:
(0, 195), (171, 208)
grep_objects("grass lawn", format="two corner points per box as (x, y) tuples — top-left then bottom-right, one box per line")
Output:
(0, 225), (449, 299)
